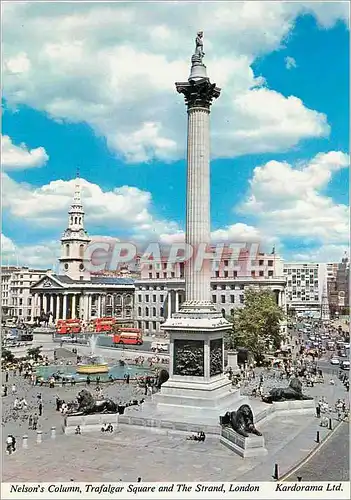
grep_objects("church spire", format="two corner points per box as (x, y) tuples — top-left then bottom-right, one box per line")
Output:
(72, 168), (82, 207)
(68, 168), (84, 230)
(59, 169), (90, 280)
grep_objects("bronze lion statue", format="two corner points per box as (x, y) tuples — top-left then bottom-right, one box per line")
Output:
(156, 369), (169, 390)
(72, 389), (118, 415)
(220, 404), (262, 438)
(262, 377), (313, 404)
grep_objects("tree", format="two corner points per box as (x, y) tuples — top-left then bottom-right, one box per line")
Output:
(2, 349), (15, 364)
(27, 346), (42, 361)
(287, 306), (296, 319)
(227, 287), (285, 365)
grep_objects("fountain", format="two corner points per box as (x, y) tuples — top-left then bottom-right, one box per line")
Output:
(90, 334), (98, 356)
(76, 334), (109, 375)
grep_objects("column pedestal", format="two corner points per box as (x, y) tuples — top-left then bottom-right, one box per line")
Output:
(154, 304), (243, 416)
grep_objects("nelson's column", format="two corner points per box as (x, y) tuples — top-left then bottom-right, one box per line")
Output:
(153, 32), (245, 420)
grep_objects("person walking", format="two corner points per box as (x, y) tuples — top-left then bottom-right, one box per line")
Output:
(32, 413), (38, 431)
(28, 415), (33, 429)
(11, 384), (16, 395)
(316, 403), (321, 418)
(5, 370), (9, 383)
(55, 396), (61, 412)
(11, 435), (16, 453)
(38, 401), (43, 417)
(6, 435), (13, 455)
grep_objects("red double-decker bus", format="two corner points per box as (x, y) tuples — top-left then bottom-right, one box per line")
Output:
(56, 319), (82, 334)
(113, 328), (143, 345)
(90, 317), (117, 333)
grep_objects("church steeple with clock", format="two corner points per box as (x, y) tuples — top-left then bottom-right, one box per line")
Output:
(59, 171), (91, 281)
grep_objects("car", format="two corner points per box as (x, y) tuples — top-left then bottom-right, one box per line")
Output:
(340, 361), (350, 370)
(330, 358), (340, 365)
(151, 342), (168, 353)
(343, 343), (350, 349)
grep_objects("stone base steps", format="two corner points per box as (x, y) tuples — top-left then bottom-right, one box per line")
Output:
(118, 398), (315, 436)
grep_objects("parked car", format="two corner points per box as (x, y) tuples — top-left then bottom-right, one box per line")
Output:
(151, 342), (169, 353)
(330, 357), (340, 365)
(340, 360), (350, 371)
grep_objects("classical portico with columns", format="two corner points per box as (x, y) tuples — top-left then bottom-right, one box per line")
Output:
(30, 175), (135, 325)
(30, 274), (135, 324)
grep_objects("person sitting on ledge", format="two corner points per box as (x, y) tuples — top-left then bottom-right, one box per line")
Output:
(75, 425), (81, 435)
(187, 432), (206, 442)
(101, 423), (114, 433)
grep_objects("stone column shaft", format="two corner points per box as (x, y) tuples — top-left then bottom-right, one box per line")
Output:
(56, 295), (61, 320)
(97, 295), (102, 317)
(84, 295), (89, 321)
(72, 294), (76, 319)
(43, 295), (48, 313)
(31, 294), (36, 321)
(63, 295), (67, 320)
(185, 107), (211, 303)
(175, 291), (179, 312)
(49, 295), (54, 314)
(167, 292), (172, 319)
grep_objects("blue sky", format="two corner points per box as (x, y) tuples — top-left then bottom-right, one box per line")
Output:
(1, 2), (349, 268)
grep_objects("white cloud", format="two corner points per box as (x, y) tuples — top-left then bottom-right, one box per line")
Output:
(300, 2), (350, 29)
(1, 173), (180, 242)
(1, 135), (49, 170)
(113, 122), (177, 164)
(211, 223), (262, 243)
(1, 233), (16, 254)
(291, 244), (349, 263)
(4, 52), (31, 74)
(216, 88), (329, 156)
(1, 233), (59, 269)
(2, 2), (345, 163)
(158, 223), (264, 246)
(240, 151), (349, 244)
(285, 56), (297, 70)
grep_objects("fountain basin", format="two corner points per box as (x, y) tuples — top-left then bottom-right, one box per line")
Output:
(76, 364), (109, 375)
(76, 354), (109, 375)
(35, 364), (152, 382)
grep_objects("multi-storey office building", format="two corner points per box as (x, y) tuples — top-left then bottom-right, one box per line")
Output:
(328, 255), (350, 316)
(283, 262), (329, 315)
(1, 266), (48, 321)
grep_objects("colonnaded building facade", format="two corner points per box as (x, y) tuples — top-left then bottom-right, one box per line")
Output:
(134, 249), (287, 336)
(29, 177), (135, 326)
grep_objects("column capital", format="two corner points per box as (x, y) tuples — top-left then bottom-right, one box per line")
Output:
(175, 78), (220, 110)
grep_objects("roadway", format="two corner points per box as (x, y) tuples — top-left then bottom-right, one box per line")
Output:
(7, 333), (169, 361)
(288, 422), (349, 481)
